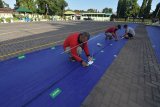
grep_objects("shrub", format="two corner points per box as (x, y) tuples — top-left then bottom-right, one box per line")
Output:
(0, 18), (3, 23)
(5, 18), (11, 23)
(13, 17), (18, 21)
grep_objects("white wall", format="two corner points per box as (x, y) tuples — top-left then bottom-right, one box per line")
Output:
(0, 13), (13, 18)
(81, 16), (111, 21)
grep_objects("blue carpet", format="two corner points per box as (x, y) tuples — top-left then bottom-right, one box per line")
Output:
(0, 24), (137, 107)
(146, 26), (160, 63)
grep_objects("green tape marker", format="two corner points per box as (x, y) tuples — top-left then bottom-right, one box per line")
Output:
(50, 88), (62, 99)
(18, 54), (26, 60)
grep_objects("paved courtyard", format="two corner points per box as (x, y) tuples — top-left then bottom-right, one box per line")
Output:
(0, 21), (160, 107)
(82, 24), (160, 107)
(0, 21), (113, 61)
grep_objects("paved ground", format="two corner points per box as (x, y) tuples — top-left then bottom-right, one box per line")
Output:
(81, 24), (160, 107)
(0, 21), (116, 61)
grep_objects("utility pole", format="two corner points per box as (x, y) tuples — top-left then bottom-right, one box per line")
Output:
(45, 4), (48, 19)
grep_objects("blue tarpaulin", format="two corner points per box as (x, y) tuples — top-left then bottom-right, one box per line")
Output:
(0, 24), (137, 107)
(146, 26), (160, 63)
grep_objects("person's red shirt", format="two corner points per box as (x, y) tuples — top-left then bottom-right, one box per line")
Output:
(63, 32), (90, 62)
(105, 27), (117, 33)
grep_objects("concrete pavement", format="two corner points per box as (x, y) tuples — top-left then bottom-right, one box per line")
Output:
(81, 24), (160, 107)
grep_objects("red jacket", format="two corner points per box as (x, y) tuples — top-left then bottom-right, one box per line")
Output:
(106, 27), (117, 33)
(63, 32), (90, 62)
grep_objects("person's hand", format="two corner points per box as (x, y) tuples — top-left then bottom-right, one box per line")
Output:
(82, 61), (88, 67)
(88, 56), (93, 61)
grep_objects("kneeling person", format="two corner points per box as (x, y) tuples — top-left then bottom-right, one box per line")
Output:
(105, 25), (121, 41)
(123, 25), (135, 39)
(63, 32), (92, 67)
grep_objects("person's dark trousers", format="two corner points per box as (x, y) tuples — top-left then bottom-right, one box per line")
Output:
(128, 33), (133, 39)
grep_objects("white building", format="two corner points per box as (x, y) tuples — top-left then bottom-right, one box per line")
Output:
(64, 11), (112, 21)
(81, 13), (112, 21)
(0, 8), (13, 19)
(0, 8), (13, 23)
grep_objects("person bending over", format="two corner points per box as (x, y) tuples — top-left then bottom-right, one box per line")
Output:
(105, 25), (121, 41)
(63, 32), (92, 67)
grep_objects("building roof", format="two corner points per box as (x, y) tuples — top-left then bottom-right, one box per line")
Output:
(16, 7), (32, 13)
(64, 11), (75, 15)
(0, 8), (13, 13)
(81, 13), (112, 15)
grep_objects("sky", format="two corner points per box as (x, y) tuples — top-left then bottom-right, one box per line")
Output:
(3, 0), (160, 12)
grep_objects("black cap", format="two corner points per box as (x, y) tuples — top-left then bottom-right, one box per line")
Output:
(123, 24), (128, 28)
(117, 25), (121, 29)
(80, 32), (90, 40)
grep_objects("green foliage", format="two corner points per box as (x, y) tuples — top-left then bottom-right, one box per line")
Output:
(54, 0), (68, 17)
(13, 17), (19, 21)
(0, 18), (3, 23)
(117, 0), (123, 17)
(87, 9), (97, 13)
(0, 0), (4, 8)
(13, 14), (25, 19)
(15, 0), (36, 13)
(153, 3), (160, 18)
(117, 0), (140, 18)
(139, 0), (153, 18)
(102, 8), (112, 13)
(130, 0), (140, 18)
(14, 0), (68, 16)
(74, 10), (87, 13)
(117, 0), (131, 18)
(5, 18), (11, 23)
(3, 1), (9, 7)
(139, 0), (147, 17)
(36, 0), (68, 17)
(144, 0), (152, 18)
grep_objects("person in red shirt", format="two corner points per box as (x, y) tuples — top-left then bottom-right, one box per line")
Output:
(105, 25), (121, 41)
(63, 32), (92, 67)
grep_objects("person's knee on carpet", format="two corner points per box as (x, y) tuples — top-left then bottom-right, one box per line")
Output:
(65, 47), (82, 62)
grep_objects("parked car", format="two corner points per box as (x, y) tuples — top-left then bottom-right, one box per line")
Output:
(83, 18), (92, 20)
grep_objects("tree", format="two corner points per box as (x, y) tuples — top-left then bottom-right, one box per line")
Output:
(117, 0), (131, 18)
(36, 0), (48, 15)
(102, 7), (112, 13)
(55, 0), (68, 17)
(122, 0), (131, 18)
(27, 0), (37, 13)
(87, 9), (97, 13)
(3, 1), (9, 8)
(14, 0), (68, 17)
(117, 0), (123, 17)
(117, 0), (140, 21)
(130, 0), (140, 21)
(139, 0), (148, 17)
(108, 8), (112, 13)
(74, 10), (87, 13)
(14, 0), (36, 13)
(153, 3), (160, 18)
(14, 0), (22, 9)
(139, 0), (153, 20)
(0, 0), (4, 8)
(144, 0), (152, 18)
